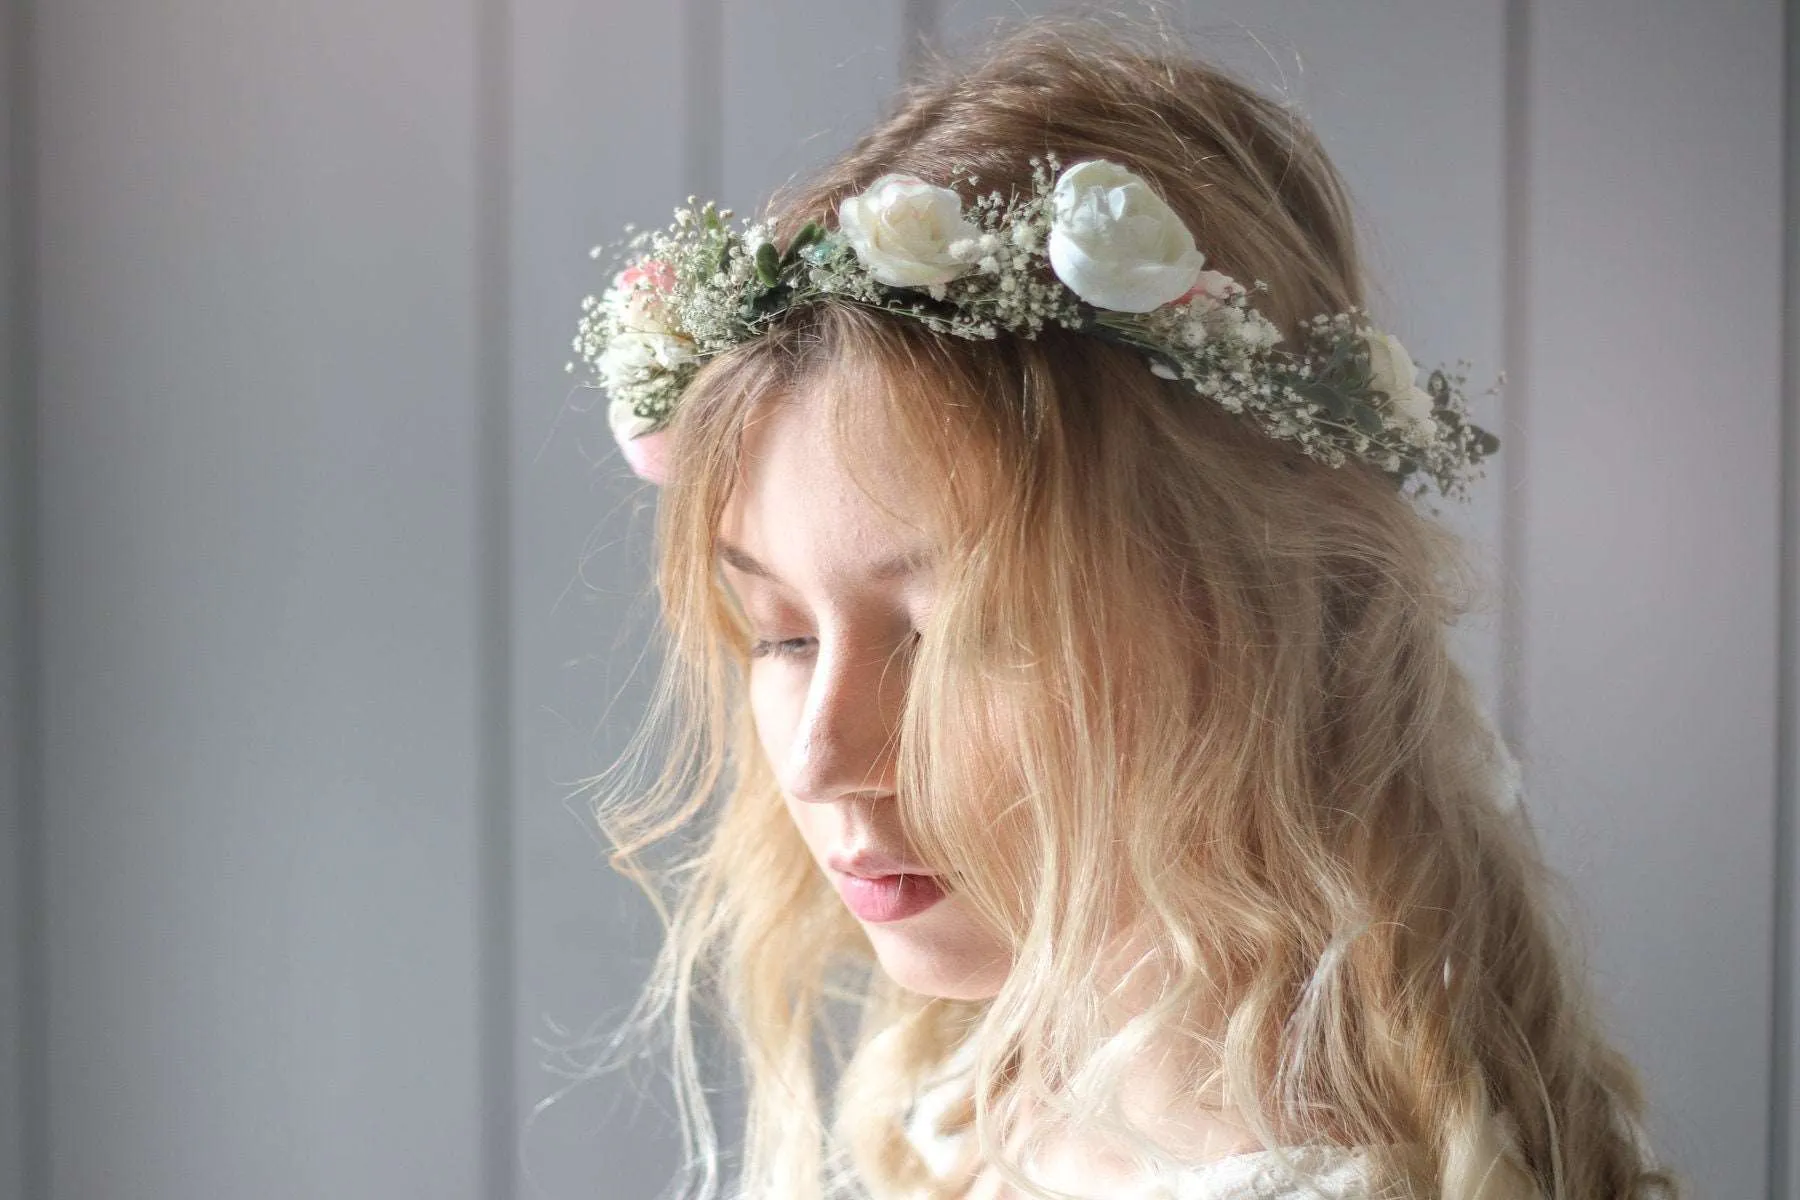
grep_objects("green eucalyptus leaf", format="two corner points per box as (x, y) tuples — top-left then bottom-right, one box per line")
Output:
(1301, 383), (1351, 420)
(755, 241), (780, 286)
(782, 222), (825, 265)
(1351, 402), (1386, 438)
(740, 281), (793, 324)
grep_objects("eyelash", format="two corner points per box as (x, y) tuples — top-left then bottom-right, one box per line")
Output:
(749, 637), (814, 661)
(749, 630), (922, 662)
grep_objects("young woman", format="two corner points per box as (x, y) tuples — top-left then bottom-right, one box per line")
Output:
(574, 14), (1681, 1200)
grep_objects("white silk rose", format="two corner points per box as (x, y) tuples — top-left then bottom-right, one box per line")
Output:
(1365, 331), (1437, 437)
(837, 174), (982, 288)
(1047, 159), (1206, 312)
(598, 329), (696, 395)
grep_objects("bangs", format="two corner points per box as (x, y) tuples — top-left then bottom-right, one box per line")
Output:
(667, 299), (1024, 580)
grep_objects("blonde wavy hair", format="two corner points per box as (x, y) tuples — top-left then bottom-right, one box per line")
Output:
(587, 12), (1683, 1200)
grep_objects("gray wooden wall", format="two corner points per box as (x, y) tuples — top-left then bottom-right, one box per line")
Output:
(3, 1), (1793, 1198)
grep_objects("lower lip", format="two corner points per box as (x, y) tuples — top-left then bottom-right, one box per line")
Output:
(833, 872), (947, 922)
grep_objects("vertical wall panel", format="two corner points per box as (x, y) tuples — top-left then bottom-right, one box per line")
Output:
(35, 4), (487, 1197)
(1521, 1), (1785, 1195)
(0, 0), (28, 1195)
(1784, 3), (1800, 1192)
(508, 2), (689, 1197)
(720, 2), (910, 215)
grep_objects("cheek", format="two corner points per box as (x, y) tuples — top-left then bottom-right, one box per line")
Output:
(747, 668), (797, 777)
(750, 672), (826, 852)
(780, 792), (829, 859)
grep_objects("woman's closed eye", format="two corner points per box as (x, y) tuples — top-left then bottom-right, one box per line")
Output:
(749, 636), (815, 661)
(748, 630), (923, 662)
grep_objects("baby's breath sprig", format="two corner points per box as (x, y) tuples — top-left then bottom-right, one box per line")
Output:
(571, 152), (1500, 504)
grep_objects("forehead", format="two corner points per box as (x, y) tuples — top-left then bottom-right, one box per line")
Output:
(718, 378), (938, 590)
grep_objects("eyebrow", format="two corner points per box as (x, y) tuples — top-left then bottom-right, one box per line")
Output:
(715, 538), (935, 584)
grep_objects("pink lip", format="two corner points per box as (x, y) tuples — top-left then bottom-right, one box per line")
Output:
(826, 849), (937, 879)
(832, 870), (947, 922)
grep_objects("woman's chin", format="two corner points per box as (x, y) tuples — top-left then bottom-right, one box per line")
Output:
(864, 921), (1010, 1001)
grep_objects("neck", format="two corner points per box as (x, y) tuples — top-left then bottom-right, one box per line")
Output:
(979, 924), (1269, 1189)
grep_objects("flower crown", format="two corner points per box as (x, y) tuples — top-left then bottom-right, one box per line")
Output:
(570, 151), (1500, 506)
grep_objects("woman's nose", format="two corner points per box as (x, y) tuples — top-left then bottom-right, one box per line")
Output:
(781, 637), (907, 806)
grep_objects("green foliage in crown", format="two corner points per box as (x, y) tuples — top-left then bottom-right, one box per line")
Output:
(571, 151), (1500, 506)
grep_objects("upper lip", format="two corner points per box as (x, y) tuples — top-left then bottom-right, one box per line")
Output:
(827, 849), (937, 879)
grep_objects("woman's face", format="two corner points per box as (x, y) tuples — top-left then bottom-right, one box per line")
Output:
(716, 381), (1011, 1001)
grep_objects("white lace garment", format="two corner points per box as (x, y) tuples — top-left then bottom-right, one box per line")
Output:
(903, 1047), (1378, 1199)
